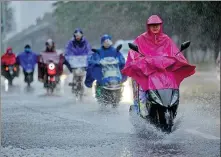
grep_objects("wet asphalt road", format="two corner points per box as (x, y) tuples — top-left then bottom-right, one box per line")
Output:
(1, 71), (220, 157)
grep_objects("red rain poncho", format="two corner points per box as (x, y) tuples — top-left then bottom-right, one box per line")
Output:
(122, 15), (196, 91)
(1, 47), (16, 65)
(38, 51), (65, 81)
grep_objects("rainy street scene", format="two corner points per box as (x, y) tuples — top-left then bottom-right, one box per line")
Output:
(0, 1), (220, 157)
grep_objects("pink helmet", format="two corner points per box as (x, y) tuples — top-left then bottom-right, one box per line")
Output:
(147, 15), (163, 25)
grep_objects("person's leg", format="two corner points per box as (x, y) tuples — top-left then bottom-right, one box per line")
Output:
(84, 67), (94, 88)
(38, 63), (44, 82)
(138, 89), (148, 117)
(71, 69), (76, 90)
(30, 71), (34, 82)
(16, 64), (20, 77)
(131, 80), (148, 117)
(130, 80), (140, 113)
(44, 74), (48, 88)
(23, 70), (27, 82)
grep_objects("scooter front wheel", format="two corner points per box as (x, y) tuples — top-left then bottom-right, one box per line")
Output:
(157, 107), (174, 133)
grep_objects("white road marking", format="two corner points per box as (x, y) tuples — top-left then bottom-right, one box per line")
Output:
(185, 128), (220, 140)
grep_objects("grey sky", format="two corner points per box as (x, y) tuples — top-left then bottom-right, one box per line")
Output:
(11, 1), (54, 33)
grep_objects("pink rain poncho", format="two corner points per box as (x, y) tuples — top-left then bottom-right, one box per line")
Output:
(122, 15), (196, 91)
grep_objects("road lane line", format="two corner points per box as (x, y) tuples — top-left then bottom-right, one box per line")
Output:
(185, 128), (220, 140)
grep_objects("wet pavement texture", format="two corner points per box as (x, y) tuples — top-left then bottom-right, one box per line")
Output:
(1, 71), (220, 157)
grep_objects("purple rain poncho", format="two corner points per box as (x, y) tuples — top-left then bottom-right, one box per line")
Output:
(65, 37), (92, 56)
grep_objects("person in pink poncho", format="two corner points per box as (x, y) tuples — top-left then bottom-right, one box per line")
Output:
(122, 15), (196, 117)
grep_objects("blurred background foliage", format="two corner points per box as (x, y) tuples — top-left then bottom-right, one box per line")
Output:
(3, 1), (221, 64)
(53, 1), (221, 61)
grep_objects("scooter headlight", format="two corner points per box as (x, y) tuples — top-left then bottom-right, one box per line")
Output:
(48, 63), (55, 70)
(171, 90), (179, 105)
(149, 91), (163, 105)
